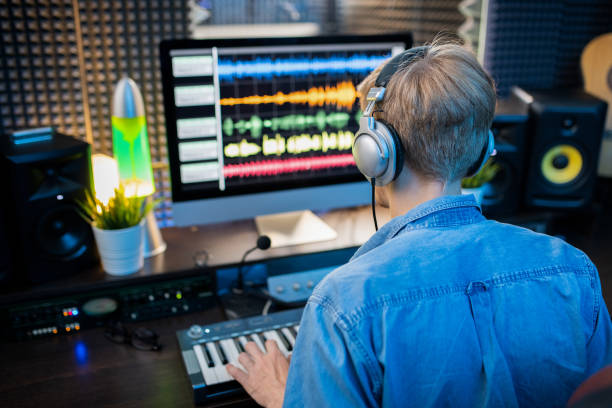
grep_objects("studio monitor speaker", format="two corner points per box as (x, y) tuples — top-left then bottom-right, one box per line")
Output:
(517, 88), (607, 209)
(0, 133), (97, 285)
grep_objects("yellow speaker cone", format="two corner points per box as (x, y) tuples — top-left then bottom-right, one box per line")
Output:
(541, 144), (583, 184)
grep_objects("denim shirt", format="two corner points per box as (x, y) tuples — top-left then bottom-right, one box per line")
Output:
(283, 195), (612, 407)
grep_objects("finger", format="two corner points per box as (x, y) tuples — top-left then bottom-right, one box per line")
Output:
(245, 341), (264, 358)
(288, 353), (292, 364)
(226, 363), (248, 384)
(238, 352), (255, 369)
(265, 339), (280, 354)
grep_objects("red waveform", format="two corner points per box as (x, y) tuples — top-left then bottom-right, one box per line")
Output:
(223, 154), (356, 178)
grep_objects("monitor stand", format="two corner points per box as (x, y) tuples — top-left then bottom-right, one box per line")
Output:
(254, 210), (338, 248)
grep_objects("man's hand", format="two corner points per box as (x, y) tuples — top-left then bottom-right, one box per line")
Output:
(226, 340), (290, 408)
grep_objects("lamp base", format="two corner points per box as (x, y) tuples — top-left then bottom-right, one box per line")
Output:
(143, 207), (166, 258)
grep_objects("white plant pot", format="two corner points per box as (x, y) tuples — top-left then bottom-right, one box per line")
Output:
(461, 186), (486, 205)
(92, 220), (145, 276)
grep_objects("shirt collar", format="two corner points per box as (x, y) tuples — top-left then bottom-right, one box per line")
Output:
(351, 194), (483, 260)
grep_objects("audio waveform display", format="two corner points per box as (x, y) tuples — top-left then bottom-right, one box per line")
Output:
(217, 53), (391, 81)
(224, 130), (354, 158)
(223, 154), (356, 178)
(222, 111), (351, 138)
(219, 81), (358, 110)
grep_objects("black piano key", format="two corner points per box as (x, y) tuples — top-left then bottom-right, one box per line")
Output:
(215, 341), (228, 365)
(258, 332), (268, 346)
(234, 337), (245, 353)
(276, 329), (292, 351)
(288, 326), (298, 340)
(203, 343), (215, 367)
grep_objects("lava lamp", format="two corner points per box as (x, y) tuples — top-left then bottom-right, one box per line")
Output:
(111, 77), (155, 198)
(111, 77), (166, 256)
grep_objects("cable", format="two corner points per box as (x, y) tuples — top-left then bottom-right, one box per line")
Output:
(371, 178), (378, 231)
(262, 300), (273, 316)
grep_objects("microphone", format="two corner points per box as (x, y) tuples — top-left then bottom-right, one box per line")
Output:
(234, 235), (271, 293)
(256, 235), (272, 251)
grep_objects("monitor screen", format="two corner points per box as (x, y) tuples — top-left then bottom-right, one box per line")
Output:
(160, 34), (411, 226)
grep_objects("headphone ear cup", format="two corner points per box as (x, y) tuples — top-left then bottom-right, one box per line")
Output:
(353, 117), (390, 180)
(466, 129), (496, 177)
(352, 118), (401, 186)
(379, 120), (404, 182)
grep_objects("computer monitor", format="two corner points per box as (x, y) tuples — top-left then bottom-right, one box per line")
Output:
(160, 34), (411, 246)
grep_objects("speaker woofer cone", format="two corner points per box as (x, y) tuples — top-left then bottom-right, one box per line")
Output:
(540, 144), (583, 185)
(37, 205), (89, 259)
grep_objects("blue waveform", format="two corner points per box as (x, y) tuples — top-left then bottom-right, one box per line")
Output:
(217, 53), (391, 81)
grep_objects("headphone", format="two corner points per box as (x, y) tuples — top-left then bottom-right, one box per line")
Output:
(352, 46), (495, 187)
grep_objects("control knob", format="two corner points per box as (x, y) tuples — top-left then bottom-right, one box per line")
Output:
(188, 324), (204, 339)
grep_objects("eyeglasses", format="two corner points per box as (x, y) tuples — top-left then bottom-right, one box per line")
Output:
(104, 321), (162, 351)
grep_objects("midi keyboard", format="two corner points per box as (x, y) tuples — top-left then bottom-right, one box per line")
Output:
(177, 308), (303, 405)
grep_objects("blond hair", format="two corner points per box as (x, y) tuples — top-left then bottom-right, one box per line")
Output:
(357, 39), (496, 182)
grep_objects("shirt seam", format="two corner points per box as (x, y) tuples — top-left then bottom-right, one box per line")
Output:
(388, 199), (481, 238)
(399, 219), (488, 233)
(309, 293), (384, 399)
(580, 251), (600, 345)
(342, 264), (592, 327)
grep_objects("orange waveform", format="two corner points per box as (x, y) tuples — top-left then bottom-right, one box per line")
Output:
(220, 81), (358, 110)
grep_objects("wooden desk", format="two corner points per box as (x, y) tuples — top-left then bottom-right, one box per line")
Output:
(0, 306), (258, 408)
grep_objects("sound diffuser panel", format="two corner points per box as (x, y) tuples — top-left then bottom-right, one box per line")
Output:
(483, 0), (612, 96)
(337, 0), (464, 44)
(0, 0), (189, 226)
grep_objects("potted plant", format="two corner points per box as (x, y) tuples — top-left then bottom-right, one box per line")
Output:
(461, 159), (501, 205)
(78, 186), (155, 276)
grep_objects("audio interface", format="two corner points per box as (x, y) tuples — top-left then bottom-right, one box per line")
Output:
(2, 273), (215, 341)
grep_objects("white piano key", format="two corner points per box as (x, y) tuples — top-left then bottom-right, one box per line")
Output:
(238, 335), (249, 350)
(275, 328), (293, 351)
(194, 344), (219, 385)
(221, 338), (245, 371)
(281, 327), (296, 346)
(288, 326), (298, 340)
(233, 336), (245, 354)
(207, 342), (233, 383)
(250, 333), (266, 353)
(215, 341), (229, 365)
(264, 330), (289, 357)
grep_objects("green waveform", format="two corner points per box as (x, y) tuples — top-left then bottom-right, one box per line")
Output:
(222, 110), (351, 138)
(223, 130), (355, 158)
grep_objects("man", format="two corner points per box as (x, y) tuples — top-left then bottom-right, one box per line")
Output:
(226, 40), (612, 407)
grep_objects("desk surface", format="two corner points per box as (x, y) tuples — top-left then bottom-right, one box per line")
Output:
(0, 305), (259, 408)
(2, 199), (612, 407)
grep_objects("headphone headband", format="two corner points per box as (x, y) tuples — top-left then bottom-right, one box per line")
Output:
(374, 46), (429, 88)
